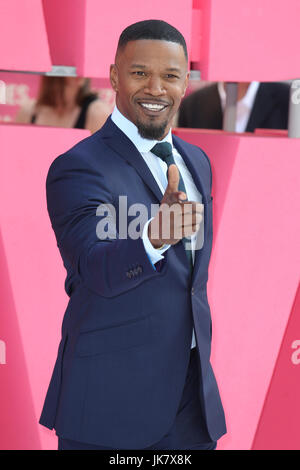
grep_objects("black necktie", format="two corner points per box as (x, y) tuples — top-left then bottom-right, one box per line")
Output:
(151, 142), (193, 273)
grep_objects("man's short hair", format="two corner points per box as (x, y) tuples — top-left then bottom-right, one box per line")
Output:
(117, 19), (188, 61)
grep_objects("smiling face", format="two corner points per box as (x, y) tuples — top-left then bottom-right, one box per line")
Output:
(110, 39), (189, 140)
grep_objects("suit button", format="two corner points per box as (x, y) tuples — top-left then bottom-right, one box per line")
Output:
(191, 287), (194, 295)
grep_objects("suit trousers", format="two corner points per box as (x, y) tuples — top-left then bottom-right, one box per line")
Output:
(57, 347), (217, 450)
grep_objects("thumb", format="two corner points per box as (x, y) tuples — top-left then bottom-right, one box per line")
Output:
(165, 164), (180, 194)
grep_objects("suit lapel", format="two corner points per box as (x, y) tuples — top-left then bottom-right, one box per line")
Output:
(172, 135), (208, 200)
(246, 83), (273, 132)
(207, 83), (223, 129)
(100, 117), (163, 202)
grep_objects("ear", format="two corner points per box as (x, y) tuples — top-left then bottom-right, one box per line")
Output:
(182, 71), (190, 97)
(110, 64), (118, 92)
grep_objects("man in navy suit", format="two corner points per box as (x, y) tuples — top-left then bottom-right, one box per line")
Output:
(39, 19), (226, 450)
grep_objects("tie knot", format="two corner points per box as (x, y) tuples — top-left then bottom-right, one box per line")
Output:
(151, 142), (173, 161)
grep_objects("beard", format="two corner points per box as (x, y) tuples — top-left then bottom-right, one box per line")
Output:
(136, 118), (169, 140)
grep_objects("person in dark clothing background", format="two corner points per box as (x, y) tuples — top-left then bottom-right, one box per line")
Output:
(178, 81), (290, 132)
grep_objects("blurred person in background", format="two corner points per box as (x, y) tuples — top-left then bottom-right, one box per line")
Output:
(15, 76), (110, 134)
(178, 81), (290, 133)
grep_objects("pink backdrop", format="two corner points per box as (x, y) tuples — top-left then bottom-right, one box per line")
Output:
(0, 0), (51, 72)
(0, 125), (90, 450)
(1, 125), (299, 450)
(2, 0), (299, 80)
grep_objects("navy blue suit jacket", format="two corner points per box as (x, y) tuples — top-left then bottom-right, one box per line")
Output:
(39, 116), (226, 448)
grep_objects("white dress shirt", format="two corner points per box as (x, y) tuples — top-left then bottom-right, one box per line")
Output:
(111, 105), (205, 348)
(217, 81), (260, 132)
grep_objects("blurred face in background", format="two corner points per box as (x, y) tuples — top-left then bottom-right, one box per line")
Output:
(63, 77), (86, 108)
(64, 77), (85, 89)
(37, 76), (92, 112)
(110, 39), (189, 140)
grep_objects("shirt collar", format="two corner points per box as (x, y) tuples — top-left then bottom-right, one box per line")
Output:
(217, 81), (260, 111)
(111, 105), (173, 154)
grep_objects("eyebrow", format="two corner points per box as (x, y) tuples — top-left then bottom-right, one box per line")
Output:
(165, 67), (181, 73)
(129, 64), (182, 73)
(130, 64), (146, 68)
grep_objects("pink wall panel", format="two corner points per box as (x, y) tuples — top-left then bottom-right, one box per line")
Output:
(0, 0), (52, 72)
(0, 229), (40, 449)
(190, 7), (202, 63)
(42, 0), (85, 70)
(2, 0), (299, 81)
(174, 129), (300, 449)
(1, 122), (299, 449)
(197, 0), (300, 81)
(0, 125), (90, 450)
(42, 0), (193, 77)
(83, 0), (193, 77)
(252, 282), (300, 450)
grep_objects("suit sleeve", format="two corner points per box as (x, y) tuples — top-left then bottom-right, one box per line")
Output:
(46, 151), (166, 298)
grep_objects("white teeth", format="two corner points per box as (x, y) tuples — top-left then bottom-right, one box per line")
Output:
(140, 103), (165, 111)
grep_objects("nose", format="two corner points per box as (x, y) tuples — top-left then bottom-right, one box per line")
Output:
(143, 76), (166, 96)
